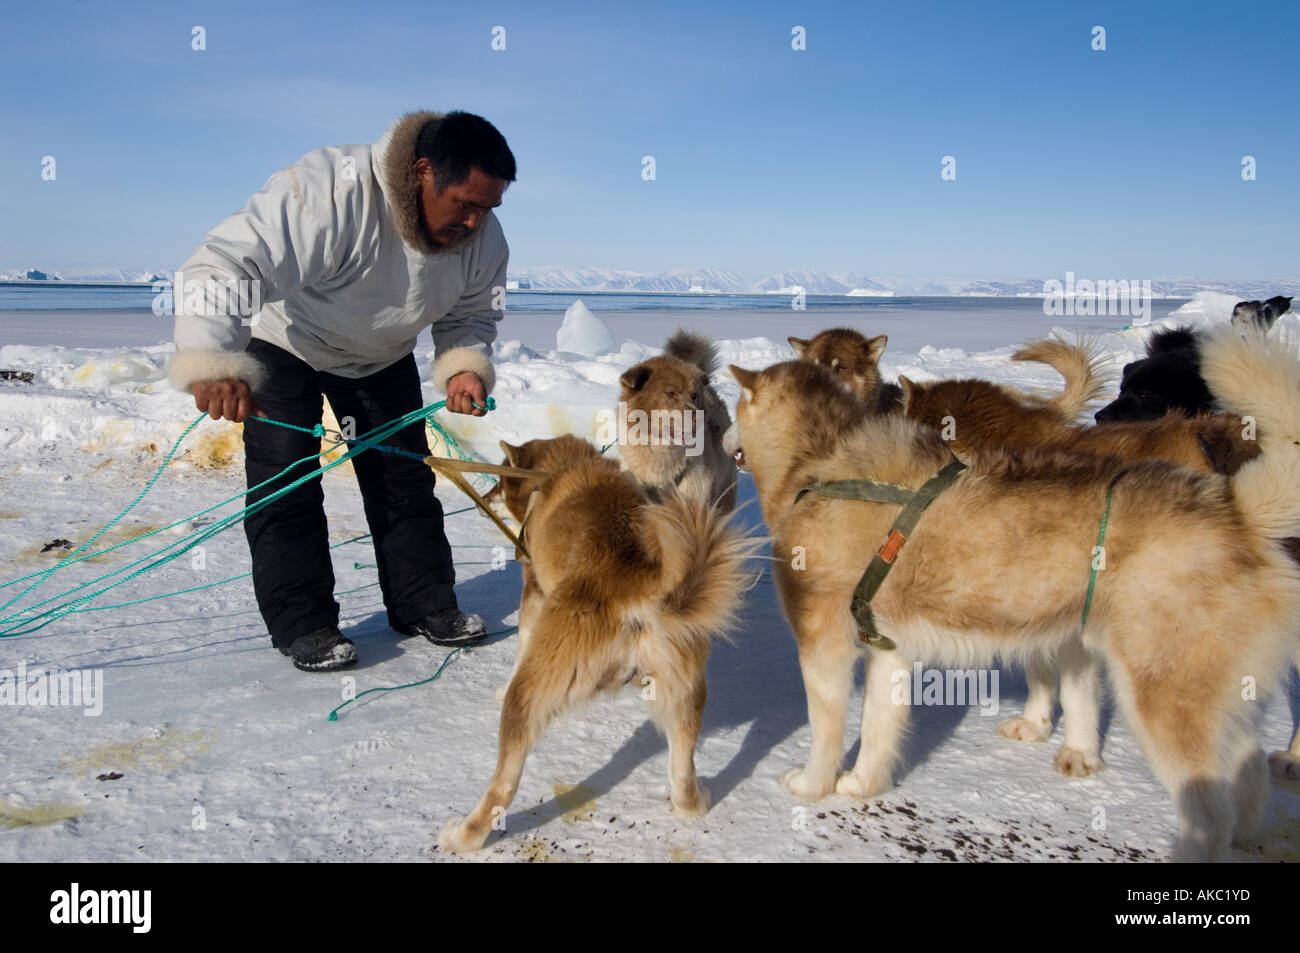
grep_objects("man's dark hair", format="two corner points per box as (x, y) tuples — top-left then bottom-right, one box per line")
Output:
(415, 111), (517, 192)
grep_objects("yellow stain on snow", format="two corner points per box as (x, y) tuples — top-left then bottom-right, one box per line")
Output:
(0, 800), (84, 829)
(26, 522), (173, 564)
(80, 418), (134, 453)
(544, 405), (576, 442)
(553, 783), (597, 825)
(177, 409), (357, 474)
(59, 727), (212, 777)
(83, 522), (171, 562)
(185, 423), (244, 469)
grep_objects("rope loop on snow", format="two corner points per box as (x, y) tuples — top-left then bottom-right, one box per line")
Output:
(0, 397), (499, 637)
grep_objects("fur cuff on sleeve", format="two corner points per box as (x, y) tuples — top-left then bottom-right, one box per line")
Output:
(432, 346), (496, 396)
(167, 348), (267, 394)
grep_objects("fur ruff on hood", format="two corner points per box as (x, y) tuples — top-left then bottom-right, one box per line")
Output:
(376, 110), (480, 257)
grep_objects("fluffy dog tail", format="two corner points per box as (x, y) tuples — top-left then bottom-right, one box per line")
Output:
(666, 329), (721, 376)
(1200, 324), (1300, 538)
(1010, 336), (1106, 417)
(635, 493), (759, 651)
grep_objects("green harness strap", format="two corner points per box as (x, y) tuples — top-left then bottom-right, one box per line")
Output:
(795, 479), (917, 506)
(797, 459), (969, 650)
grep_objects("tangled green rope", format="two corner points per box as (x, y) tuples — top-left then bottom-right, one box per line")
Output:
(0, 399), (496, 637)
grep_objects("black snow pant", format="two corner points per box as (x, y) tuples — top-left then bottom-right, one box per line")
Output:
(241, 338), (457, 648)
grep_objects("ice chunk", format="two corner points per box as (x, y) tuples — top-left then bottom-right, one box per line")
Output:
(556, 299), (615, 357)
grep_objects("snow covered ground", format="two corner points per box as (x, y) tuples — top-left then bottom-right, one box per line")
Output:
(0, 292), (1297, 863)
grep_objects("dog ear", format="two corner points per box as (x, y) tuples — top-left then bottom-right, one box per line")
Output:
(728, 365), (758, 401)
(864, 334), (888, 363)
(898, 375), (916, 410)
(787, 336), (809, 357)
(499, 440), (520, 466)
(619, 364), (652, 393)
(1147, 326), (1197, 355)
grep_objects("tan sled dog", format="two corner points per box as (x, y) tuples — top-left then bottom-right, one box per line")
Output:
(727, 325), (1300, 861)
(792, 328), (1104, 419)
(883, 343), (1296, 778)
(618, 329), (738, 512)
(438, 435), (755, 854)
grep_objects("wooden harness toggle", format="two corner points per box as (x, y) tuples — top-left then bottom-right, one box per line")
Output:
(422, 456), (550, 563)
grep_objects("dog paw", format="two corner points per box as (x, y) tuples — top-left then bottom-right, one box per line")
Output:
(783, 766), (834, 799)
(671, 782), (711, 818)
(1054, 746), (1104, 777)
(1267, 749), (1300, 781)
(996, 715), (1050, 743)
(437, 815), (487, 854)
(834, 770), (890, 800)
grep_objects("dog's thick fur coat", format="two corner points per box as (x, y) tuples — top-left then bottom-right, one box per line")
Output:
(791, 329), (1105, 420)
(618, 329), (738, 511)
(788, 329), (905, 414)
(438, 435), (755, 853)
(729, 325), (1300, 860)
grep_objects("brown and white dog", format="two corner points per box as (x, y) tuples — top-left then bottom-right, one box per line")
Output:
(788, 329), (905, 414)
(898, 375), (1260, 476)
(438, 435), (756, 854)
(726, 324), (1300, 860)
(617, 329), (737, 512)
(790, 328), (1105, 420)
(801, 331), (1300, 777)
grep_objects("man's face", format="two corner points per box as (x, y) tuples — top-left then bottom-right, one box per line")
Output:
(416, 160), (507, 248)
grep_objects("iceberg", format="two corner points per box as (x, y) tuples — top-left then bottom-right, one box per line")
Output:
(556, 299), (615, 357)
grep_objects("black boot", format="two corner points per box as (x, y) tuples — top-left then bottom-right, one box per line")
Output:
(394, 608), (488, 647)
(278, 625), (358, 672)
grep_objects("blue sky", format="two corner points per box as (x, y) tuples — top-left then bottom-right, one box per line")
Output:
(1, 0), (1296, 281)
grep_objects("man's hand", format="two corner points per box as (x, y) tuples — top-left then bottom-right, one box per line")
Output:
(192, 379), (265, 423)
(445, 371), (487, 416)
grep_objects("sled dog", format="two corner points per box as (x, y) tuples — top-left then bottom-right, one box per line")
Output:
(727, 325), (1300, 860)
(438, 435), (755, 853)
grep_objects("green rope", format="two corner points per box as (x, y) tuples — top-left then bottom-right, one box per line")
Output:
(0, 412), (208, 611)
(324, 624), (518, 722)
(1081, 485), (1113, 628)
(0, 407), (422, 634)
(0, 399), (494, 636)
(38, 517), (480, 616)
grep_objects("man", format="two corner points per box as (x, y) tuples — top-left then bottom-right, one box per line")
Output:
(167, 110), (515, 672)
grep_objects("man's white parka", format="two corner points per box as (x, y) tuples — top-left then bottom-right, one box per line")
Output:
(168, 110), (506, 396)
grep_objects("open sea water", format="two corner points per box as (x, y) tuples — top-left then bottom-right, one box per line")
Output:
(0, 284), (1189, 355)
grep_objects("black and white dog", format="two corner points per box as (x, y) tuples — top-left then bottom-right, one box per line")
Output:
(1095, 296), (1292, 423)
(1231, 295), (1293, 332)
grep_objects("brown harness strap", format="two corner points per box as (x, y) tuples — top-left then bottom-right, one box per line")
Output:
(422, 456), (550, 563)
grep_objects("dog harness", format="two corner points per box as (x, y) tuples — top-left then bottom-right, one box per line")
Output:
(422, 457), (549, 562)
(795, 460), (968, 650)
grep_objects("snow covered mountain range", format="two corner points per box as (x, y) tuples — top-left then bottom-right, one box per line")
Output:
(4, 264), (1298, 299)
